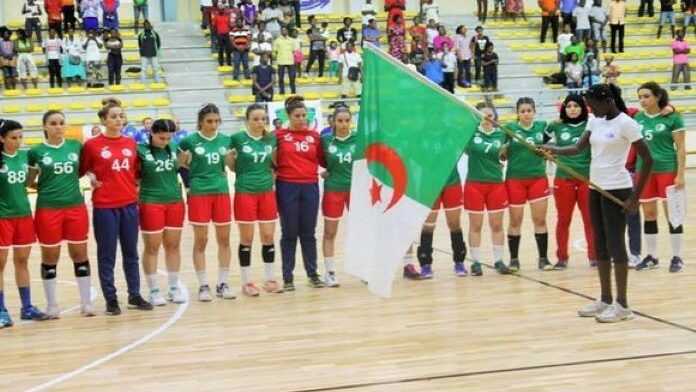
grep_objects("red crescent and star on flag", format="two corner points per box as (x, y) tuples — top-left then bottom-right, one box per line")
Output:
(365, 143), (407, 213)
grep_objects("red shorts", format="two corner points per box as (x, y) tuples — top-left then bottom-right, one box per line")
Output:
(431, 184), (463, 211)
(463, 181), (509, 213)
(322, 191), (350, 220)
(34, 205), (89, 246)
(234, 191), (278, 223)
(140, 202), (186, 233)
(0, 216), (36, 249)
(187, 194), (232, 225)
(639, 172), (675, 202)
(505, 177), (551, 206)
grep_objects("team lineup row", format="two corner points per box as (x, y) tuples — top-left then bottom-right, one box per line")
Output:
(0, 82), (685, 328)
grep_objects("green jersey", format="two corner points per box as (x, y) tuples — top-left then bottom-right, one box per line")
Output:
(321, 133), (357, 192)
(177, 132), (231, 195)
(547, 121), (590, 179)
(27, 140), (85, 209)
(229, 131), (276, 193)
(0, 151), (31, 218)
(137, 144), (183, 204)
(465, 127), (507, 183)
(505, 121), (549, 179)
(634, 111), (685, 173)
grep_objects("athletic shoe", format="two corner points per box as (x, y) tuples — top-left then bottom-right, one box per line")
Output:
(324, 271), (340, 287)
(283, 281), (295, 292)
(508, 259), (520, 272)
(628, 254), (641, 269)
(403, 264), (421, 280)
(80, 303), (96, 317)
(128, 295), (154, 311)
(494, 261), (512, 275)
(149, 289), (167, 307)
(420, 264), (433, 279)
(636, 255), (659, 271)
(242, 283), (261, 297)
(263, 280), (284, 293)
(553, 260), (568, 270)
(167, 286), (187, 304)
(596, 303), (634, 323)
(589, 260), (598, 268)
(20, 305), (49, 321)
(0, 309), (13, 328)
(538, 257), (553, 271)
(470, 261), (483, 276)
(669, 256), (684, 273)
(308, 275), (325, 288)
(216, 283), (237, 299)
(198, 285), (213, 302)
(578, 300), (610, 318)
(105, 300), (121, 316)
(454, 262), (468, 277)
(45, 304), (61, 319)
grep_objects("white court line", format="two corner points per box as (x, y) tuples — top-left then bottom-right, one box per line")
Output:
(24, 272), (190, 392)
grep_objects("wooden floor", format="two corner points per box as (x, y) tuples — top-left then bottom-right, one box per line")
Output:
(4, 172), (696, 392)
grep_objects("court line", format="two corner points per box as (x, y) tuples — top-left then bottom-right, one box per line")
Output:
(24, 276), (190, 392)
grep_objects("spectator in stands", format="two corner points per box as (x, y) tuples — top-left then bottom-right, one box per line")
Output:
(337, 17), (358, 48)
(409, 16), (427, 43)
(539, 0), (560, 43)
(15, 29), (39, 90)
(362, 19), (382, 47)
(385, 0), (406, 30)
(231, 18), (252, 80)
(573, 0), (591, 41)
(279, 0), (295, 29)
(290, 29), (304, 77)
(251, 27), (273, 67)
(0, 29), (18, 90)
(471, 25), (491, 83)
(340, 42), (362, 98)
(134, 0), (148, 34)
(320, 21), (331, 41)
(477, 0), (488, 23)
(422, 0), (441, 24)
(388, 15), (406, 59)
(565, 53), (583, 88)
(200, 0), (213, 30)
(585, 36), (599, 59)
(261, 1), (283, 38)
(81, 0), (101, 31)
(141, 117), (153, 136)
(62, 28), (86, 87)
(102, 0), (120, 30)
(361, 0), (378, 31)
(482, 42), (499, 92)
(306, 16), (327, 76)
(657, 0), (676, 39)
(212, 2), (233, 66)
(493, 0), (506, 19)
(327, 40), (341, 78)
(423, 49), (444, 86)
(671, 28), (691, 89)
(105, 29), (123, 85)
(582, 51), (600, 87)
(62, 0), (77, 32)
(82, 29), (103, 87)
(410, 34), (428, 72)
(439, 42), (457, 93)
(685, 0), (696, 37)
(22, 0), (43, 43)
(454, 25), (473, 87)
(426, 19), (438, 51)
(564, 34), (586, 61)
(43, 28), (64, 88)
(273, 26), (297, 94)
(561, 0), (577, 32)
(609, 0), (626, 53)
(507, 0), (527, 21)
(590, 0), (608, 52)
(403, 54), (418, 72)
(601, 54), (620, 84)
(558, 23), (574, 71)
(433, 25), (454, 52)
(45, 0), (63, 37)
(253, 21), (274, 43)
(252, 53), (275, 101)
(138, 20), (162, 84)
(240, 0), (257, 26)
(638, 0), (655, 17)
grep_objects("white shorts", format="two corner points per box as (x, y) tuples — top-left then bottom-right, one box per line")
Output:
(17, 53), (38, 79)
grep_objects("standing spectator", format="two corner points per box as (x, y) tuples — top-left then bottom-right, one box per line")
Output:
(422, 0), (441, 24)
(62, 0), (77, 32)
(482, 42), (499, 92)
(558, 23), (574, 71)
(306, 16), (327, 76)
(507, 0), (528, 21)
(609, 0), (626, 53)
(385, 0), (406, 30)
(250, 28), (273, 68)
(240, 0), (257, 26)
(261, 1), (283, 38)
(540, 0), (560, 43)
(362, 19), (382, 47)
(410, 34), (428, 72)
(82, 29), (103, 87)
(573, 0), (592, 41)
(81, 0), (101, 31)
(565, 53), (583, 88)
(102, 0), (120, 31)
(477, 0), (489, 23)
(138, 20), (162, 84)
(657, 0), (676, 39)
(671, 28), (691, 89)
(290, 29), (303, 78)
(454, 25), (473, 87)
(426, 18), (439, 50)
(252, 53), (275, 101)
(409, 16), (427, 43)
(0, 29), (17, 90)
(561, 0), (577, 32)
(361, 0), (378, 31)
(45, 0), (64, 37)
(278, 0), (295, 29)
(685, 0), (696, 37)
(337, 17), (358, 48)
(231, 18), (251, 80)
(133, 0), (148, 34)
(493, 0), (506, 18)
(638, 0), (655, 16)
(253, 21), (274, 43)
(200, 0), (213, 30)
(22, 0), (43, 43)
(590, 0), (608, 52)
(423, 49), (444, 86)
(440, 42), (457, 93)
(61, 28), (86, 87)
(388, 15), (407, 59)
(212, 2), (232, 66)
(16, 29), (39, 90)
(43, 28), (64, 88)
(471, 26), (491, 83)
(601, 54), (620, 84)
(340, 42), (362, 98)
(273, 26), (298, 94)
(105, 29), (123, 85)
(433, 25), (454, 52)
(327, 41), (341, 78)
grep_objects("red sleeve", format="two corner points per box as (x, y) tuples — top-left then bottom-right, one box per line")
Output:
(79, 139), (93, 177)
(316, 133), (326, 168)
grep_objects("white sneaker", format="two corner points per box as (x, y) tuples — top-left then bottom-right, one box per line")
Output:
(216, 283), (237, 300)
(167, 286), (187, 304)
(80, 303), (96, 317)
(324, 271), (340, 288)
(596, 303), (634, 323)
(45, 304), (61, 319)
(628, 254), (641, 269)
(198, 285), (213, 302)
(578, 300), (611, 317)
(149, 289), (167, 307)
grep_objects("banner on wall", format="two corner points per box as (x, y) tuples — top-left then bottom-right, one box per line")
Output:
(267, 100), (326, 132)
(301, 0), (333, 14)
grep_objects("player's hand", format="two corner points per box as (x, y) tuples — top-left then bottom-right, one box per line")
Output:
(674, 174), (685, 189)
(320, 171), (329, 179)
(623, 193), (639, 213)
(498, 145), (508, 161)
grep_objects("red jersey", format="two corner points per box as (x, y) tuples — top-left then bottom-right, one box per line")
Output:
(212, 9), (232, 34)
(44, 0), (63, 20)
(80, 134), (139, 208)
(275, 128), (325, 184)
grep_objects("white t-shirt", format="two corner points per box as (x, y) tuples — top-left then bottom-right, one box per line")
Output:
(573, 4), (592, 30)
(589, 5), (607, 25)
(426, 27), (438, 47)
(250, 41), (272, 66)
(83, 37), (102, 62)
(341, 51), (362, 78)
(43, 38), (63, 60)
(441, 51), (457, 72)
(423, 3), (440, 24)
(261, 8), (283, 34)
(558, 33), (573, 53)
(361, 2), (377, 25)
(587, 112), (642, 190)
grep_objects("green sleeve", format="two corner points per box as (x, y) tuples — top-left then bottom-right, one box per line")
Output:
(673, 113), (685, 131)
(27, 147), (38, 168)
(228, 132), (239, 151)
(177, 136), (190, 152)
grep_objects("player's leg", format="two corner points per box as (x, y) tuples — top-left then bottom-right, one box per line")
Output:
(238, 222), (259, 297)
(321, 191), (347, 287)
(662, 200), (684, 272)
(163, 202), (185, 303)
(35, 208), (63, 318)
(418, 211), (438, 279)
(192, 224), (212, 301)
(298, 183), (322, 288)
(212, 194), (234, 299)
(529, 177), (552, 270)
(15, 244), (48, 321)
(468, 212), (484, 276)
(64, 205), (93, 315)
(276, 180), (302, 291)
(488, 210), (509, 274)
(259, 221), (282, 293)
(93, 207), (121, 314)
(553, 178), (576, 269)
(142, 231), (165, 306)
(576, 181), (597, 267)
(0, 247), (12, 327)
(445, 207), (467, 276)
(507, 205), (524, 271)
(638, 200), (659, 270)
(119, 204), (152, 311)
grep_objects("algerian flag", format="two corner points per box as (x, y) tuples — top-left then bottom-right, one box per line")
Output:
(344, 45), (481, 297)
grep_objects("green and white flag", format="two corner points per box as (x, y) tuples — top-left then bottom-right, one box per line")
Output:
(345, 45), (481, 297)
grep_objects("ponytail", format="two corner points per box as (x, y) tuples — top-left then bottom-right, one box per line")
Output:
(0, 119), (23, 169)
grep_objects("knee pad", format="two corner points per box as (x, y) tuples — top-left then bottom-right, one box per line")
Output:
(74, 261), (90, 277)
(41, 263), (57, 280)
(669, 224), (683, 234)
(644, 220), (658, 234)
(238, 245), (252, 267)
(262, 244), (275, 264)
(450, 230), (467, 262)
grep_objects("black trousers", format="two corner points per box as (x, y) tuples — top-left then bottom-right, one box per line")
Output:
(48, 59), (62, 88)
(25, 18), (42, 43)
(610, 24), (625, 53)
(457, 59), (472, 86)
(474, 54), (483, 81)
(48, 20), (63, 37)
(107, 53), (122, 85)
(638, 0), (654, 17)
(306, 49), (326, 77)
(589, 188), (632, 263)
(217, 34), (232, 66)
(441, 72), (455, 93)
(278, 64), (296, 94)
(62, 6), (76, 31)
(540, 15), (559, 43)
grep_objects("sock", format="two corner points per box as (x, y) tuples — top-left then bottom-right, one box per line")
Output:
(669, 224), (683, 258)
(264, 262), (275, 281)
(417, 231), (434, 266)
(146, 274), (159, 291)
(324, 259), (336, 273)
(196, 270), (209, 287)
(644, 220), (658, 257)
(41, 263), (58, 307)
(493, 245), (505, 262)
(0, 291), (5, 311)
(167, 271), (179, 289)
(450, 230), (467, 263)
(240, 266), (251, 284)
(534, 232), (548, 259)
(508, 235), (521, 260)
(74, 261), (91, 305)
(18, 286), (31, 309)
(217, 268), (230, 286)
(470, 247), (481, 262)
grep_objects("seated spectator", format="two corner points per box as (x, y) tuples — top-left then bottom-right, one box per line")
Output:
(340, 42), (362, 98)
(253, 21), (274, 44)
(601, 54), (620, 84)
(563, 35), (585, 63)
(362, 18), (382, 47)
(252, 53), (275, 102)
(45, 0), (63, 36)
(481, 41), (498, 92)
(62, 28), (86, 87)
(82, 29), (103, 87)
(402, 54), (418, 72)
(43, 28), (64, 88)
(138, 20), (162, 84)
(141, 117), (153, 135)
(423, 50), (444, 86)
(327, 40), (341, 78)
(16, 29), (39, 90)
(0, 29), (18, 90)
(279, 0), (295, 29)
(410, 34), (428, 72)
(23, 0), (43, 43)
(433, 25), (453, 52)
(105, 29), (123, 85)
(134, 0), (149, 34)
(582, 51), (600, 87)
(558, 23), (574, 71)
(672, 28), (691, 89)
(337, 17), (358, 48)
(564, 53), (583, 88)
(122, 119), (147, 144)
(231, 18), (252, 80)
(102, 0), (120, 31)
(81, 0), (101, 31)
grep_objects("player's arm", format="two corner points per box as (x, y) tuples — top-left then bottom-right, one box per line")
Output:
(226, 149), (237, 172)
(626, 139), (653, 212)
(673, 129), (686, 189)
(542, 130), (591, 156)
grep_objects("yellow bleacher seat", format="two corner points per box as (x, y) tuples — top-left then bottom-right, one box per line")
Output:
(108, 84), (126, 92)
(27, 103), (46, 113)
(26, 118), (42, 128)
(132, 99), (151, 108)
(218, 65), (233, 73)
(68, 117), (87, 126)
(305, 92), (321, 100)
(223, 79), (241, 88)
(25, 88), (43, 96)
(90, 101), (103, 110)
(125, 54), (139, 63)
(47, 103), (64, 111)
(121, 31), (136, 38)
(153, 98), (171, 107)
(128, 83), (146, 91)
(1, 104), (22, 114)
(159, 113), (173, 120)
(240, 79), (253, 87)
(315, 77), (329, 84)
(123, 42), (137, 50)
(8, 19), (23, 29)
(48, 87), (64, 95)
(3, 89), (21, 97)
(228, 95), (247, 104)
(321, 91), (340, 100)
(88, 87), (106, 94)
(24, 137), (43, 146)
(296, 77), (311, 85)
(68, 102), (87, 111)
(274, 94), (287, 102)
(150, 82), (167, 90)
(234, 109), (245, 118)
(67, 86), (86, 94)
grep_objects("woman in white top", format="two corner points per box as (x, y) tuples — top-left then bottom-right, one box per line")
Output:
(543, 84), (653, 324)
